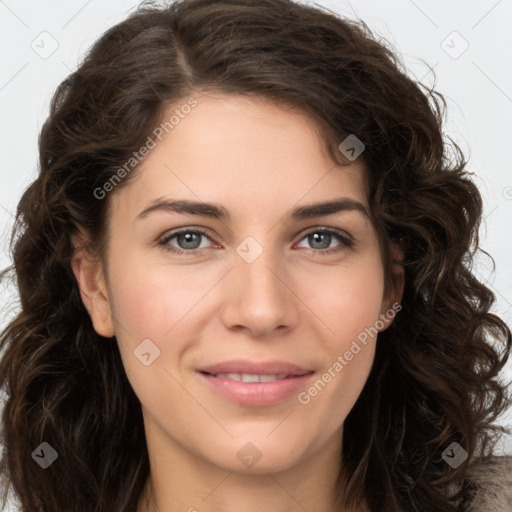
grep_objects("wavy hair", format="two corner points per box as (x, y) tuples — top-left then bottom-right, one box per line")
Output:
(1, 0), (511, 510)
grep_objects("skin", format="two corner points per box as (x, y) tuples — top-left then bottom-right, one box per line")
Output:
(72, 93), (404, 512)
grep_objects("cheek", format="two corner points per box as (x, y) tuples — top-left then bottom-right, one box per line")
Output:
(106, 259), (205, 409)
(302, 255), (385, 345)
(104, 252), (208, 385)
(108, 251), (214, 340)
(299, 255), (384, 401)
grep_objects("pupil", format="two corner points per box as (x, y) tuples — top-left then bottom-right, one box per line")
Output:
(179, 232), (200, 249)
(310, 232), (330, 249)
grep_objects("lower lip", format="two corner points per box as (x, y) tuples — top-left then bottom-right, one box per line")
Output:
(198, 372), (314, 406)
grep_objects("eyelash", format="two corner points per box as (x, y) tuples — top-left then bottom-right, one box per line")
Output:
(157, 227), (354, 257)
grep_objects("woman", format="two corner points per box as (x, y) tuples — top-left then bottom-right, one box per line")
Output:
(0, 0), (511, 510)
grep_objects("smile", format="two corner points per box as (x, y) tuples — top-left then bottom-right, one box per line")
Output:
(204, 372), (290, 382)
(197, 361), (315, 406)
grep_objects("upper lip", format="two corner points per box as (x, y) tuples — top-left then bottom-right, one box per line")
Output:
(198, 359), (314, 376)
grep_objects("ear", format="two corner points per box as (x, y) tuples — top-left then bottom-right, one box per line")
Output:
(378, 242), (404, 331)
(71, 230), (115, 338)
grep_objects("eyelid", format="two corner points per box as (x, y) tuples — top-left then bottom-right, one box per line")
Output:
(160, 226), (216, 240)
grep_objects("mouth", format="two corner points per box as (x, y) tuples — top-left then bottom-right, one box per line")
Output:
(196, 359), (315, 406)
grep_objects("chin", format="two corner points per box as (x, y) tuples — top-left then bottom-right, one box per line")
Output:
(204, 434), (311, 474)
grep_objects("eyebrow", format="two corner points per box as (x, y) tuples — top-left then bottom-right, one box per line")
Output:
(137, 197), (370, 221)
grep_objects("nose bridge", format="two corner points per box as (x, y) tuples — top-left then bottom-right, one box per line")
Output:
(221, 233), (298, 335)
(235, 234), (284, 301)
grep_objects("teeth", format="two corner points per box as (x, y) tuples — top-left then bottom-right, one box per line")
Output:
(242, 374), (260, 383)
(213, 373), (288, 382)
(259, 375), (279, 382)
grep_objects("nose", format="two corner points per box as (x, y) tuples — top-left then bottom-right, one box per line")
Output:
(219, 242), (300, 338)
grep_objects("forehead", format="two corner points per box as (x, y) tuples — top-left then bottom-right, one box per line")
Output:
(109, 93), (369, 221)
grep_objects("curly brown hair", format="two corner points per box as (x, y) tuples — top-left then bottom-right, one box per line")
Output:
(0, 0), (510, 511)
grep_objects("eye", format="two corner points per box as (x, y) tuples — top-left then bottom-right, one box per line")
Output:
(158, 226), (354, 257)
(158, 228), (217, 256)
(295, 228), (354, 255)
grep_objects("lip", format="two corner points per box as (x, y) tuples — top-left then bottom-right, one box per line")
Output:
(197, 359), (315, 407)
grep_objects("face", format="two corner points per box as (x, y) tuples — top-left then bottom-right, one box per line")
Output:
(73, 93), (403, 476)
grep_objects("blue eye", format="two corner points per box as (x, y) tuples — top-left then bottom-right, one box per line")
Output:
(158, 227), (354, 256)
(296, 228), (354, 255)
(158, 228), (216, 255)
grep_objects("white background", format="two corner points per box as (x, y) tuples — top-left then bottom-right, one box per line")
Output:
(1, 0), (511, 507)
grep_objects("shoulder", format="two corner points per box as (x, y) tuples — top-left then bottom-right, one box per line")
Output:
(465, 454), (512, 512)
